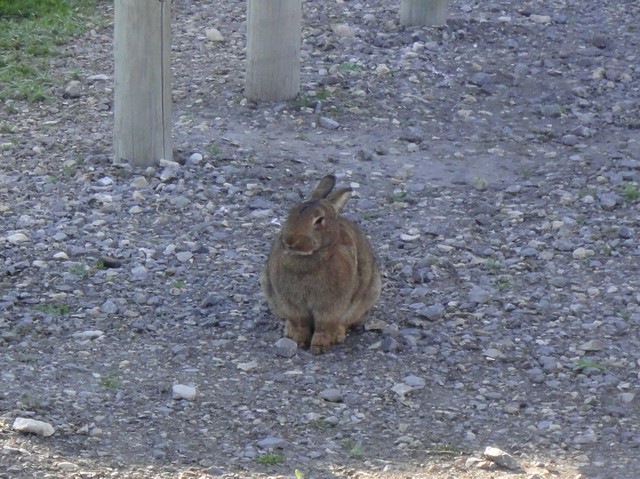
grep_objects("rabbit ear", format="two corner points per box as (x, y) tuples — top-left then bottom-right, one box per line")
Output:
(309, 175), (336, 200)
(327, 188), (352, 213)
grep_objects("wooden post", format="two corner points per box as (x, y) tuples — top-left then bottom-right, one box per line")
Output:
(400, 0), (449, 27)
(245, 0), (301, 102)
(114, 0), (172, 167)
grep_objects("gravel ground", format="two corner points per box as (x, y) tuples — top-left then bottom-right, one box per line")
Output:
(1, 0), (640, 478)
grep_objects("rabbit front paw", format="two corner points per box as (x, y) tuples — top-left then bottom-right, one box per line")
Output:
(284, 318), (313, 346)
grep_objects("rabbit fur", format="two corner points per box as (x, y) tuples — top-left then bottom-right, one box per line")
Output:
(261, 175), (381, 354)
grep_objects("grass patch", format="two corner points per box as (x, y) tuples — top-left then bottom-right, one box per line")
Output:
(99, 372), (122, 390)
(255, 453), (284, 465)
(206, 144), (222, 157)
(621, 183), (640, 202)
(340, 439), (364, 458)
(0, 0), (100, 102)
(35, 303), (69, 315)
(428, 443), (463, 455)
(574, 358), (605, 372)
(68, 262), (90, 277)
(337, 61), (363, 73)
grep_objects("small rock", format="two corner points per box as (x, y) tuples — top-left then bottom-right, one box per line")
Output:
(274, 337), (298, 358)
(319, 388), (343, 403)
(365, 318), (388, 331)
(13, 418), (55, 437)
(131, 176), (148, 189)
(483, 446), (521, 471)
(530, 14), (552, 24)
(237, 360), (258, 372)
(319, 117), (340, 130)
(205, 28), (224, 42)
(484, 348), (503, 359)
(64, 80), (82, 98)
(578, 339), (605, 351)
(72, 330), (104, 340)
(403, 375), (425, 388)
(375, 63), (391, 75)
(172, 384), (196, 401)
(572, 247), (594, 260)
(257, 437), (287, 449)
(176, 251), (193, 262)
(418, 304), (445, 321)
(391, 383), (413, 397)
(469, 285), (493, 304)
(100, 299), (118, 314)
(331, 23), (356, 37)
(598, 193), (620, 210)
(56, 462), (79, 471)
(620, 393), (635, 403)
(400, 233), (420, 242)
(561, 134), (579, 146)
(574, 430), (598, 444)
(187, 152), (203, 165)
(5, 232), (29, 243)
(382, 336), (400, 352)
(472, 177), (489, 191)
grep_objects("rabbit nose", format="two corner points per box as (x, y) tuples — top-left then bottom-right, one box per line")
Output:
(283, 234), (299, 250)
(282, 234), (313, 254)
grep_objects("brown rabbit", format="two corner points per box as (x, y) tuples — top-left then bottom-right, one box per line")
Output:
(261, 174), (381, 354)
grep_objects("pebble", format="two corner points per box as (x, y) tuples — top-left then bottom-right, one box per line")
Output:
(319, 117), (340, 130)
(418, 303), (445, 321)
(274, 337), (298, 358)
(13, 418), (55, 437)
(483, 446), (521, 471)
(72, 330), (104, 340)
(572, 247), (594, 259)
(391, 383), (413, 397)
(331, 23), (356, 38)
(237, 360), (258, 372)
(205, 28), (224, 42)
(469, 285), (493, 304)
(403, 375), (425, 388)
(64, 80), (82, 98)
(187, 152), (204, 165)
(172, 384), (196, 401)
(5, 232), (29, 243)
(56, 462), (79, 471)
(100, 299), (118, 314)
(176, 251), (193, 262)
(400, 233), (420, 242)
(530, 14), (552, 24)
(574, 430), (598, 444)
(319, 388), (343, 402)
(257, 436), (287, 449)
(578, 339), (605, 351)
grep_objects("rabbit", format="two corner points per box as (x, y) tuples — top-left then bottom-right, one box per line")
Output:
(261, 174), (381, 354)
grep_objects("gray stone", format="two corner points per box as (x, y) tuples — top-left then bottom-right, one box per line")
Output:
(13, 418), (55, 437)
(256, 436), (287, 449)
(599, 193), (621, 210)
(100, 299), (118, 314)
(172, 384), (196, 401)
(403, 375), (426, 388)
(64, 80), (82, 98)
(469, 285), (493, 304)
(319, 117), (340, 130)
(319, 388), (343, 403)
(483, 446), (521, 471)
(418, 303), (445, 321)
(274, 337), (298, 358)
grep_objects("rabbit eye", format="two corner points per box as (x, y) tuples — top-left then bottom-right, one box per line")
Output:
(314, 216), (325, 225)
